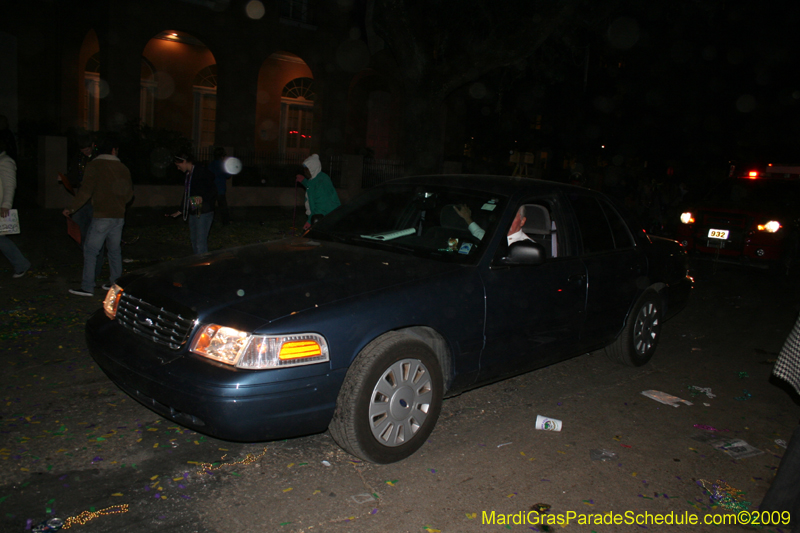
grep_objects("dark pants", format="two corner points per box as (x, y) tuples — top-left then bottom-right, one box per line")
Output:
(760, 423), (800, 526)
(216, 194), (230, 225)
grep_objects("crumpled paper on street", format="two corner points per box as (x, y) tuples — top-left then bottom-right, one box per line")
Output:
(641, 390), (693, 408)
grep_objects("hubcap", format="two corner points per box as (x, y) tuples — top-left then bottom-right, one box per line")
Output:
(368, 358), (433, 447)
(633, 302), (659, 356)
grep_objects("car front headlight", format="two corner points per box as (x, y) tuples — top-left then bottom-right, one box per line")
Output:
(680, 212), (694, 224)
(190, 324), (329, 369)
(103, 284), (124, 319)
(757, 220), (781, 233)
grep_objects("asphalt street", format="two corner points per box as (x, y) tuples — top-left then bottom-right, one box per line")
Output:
(1, 208), (799, 533)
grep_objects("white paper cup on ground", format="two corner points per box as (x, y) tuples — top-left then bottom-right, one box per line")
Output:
(535, 415), (562, 431)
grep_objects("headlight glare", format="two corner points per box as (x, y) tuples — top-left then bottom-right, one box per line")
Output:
(190, 325), (329, 369)
(757, 220), (781, 233)
(103, 285), (124, 319)
(191, 324), (249, 365)
(680, 212), (694, 224)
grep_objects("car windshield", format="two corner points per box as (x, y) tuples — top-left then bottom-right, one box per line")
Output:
(708, 178), (800, 208)
(309, 183), (507, 263)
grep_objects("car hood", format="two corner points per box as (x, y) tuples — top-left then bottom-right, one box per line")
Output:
(119, 238), (461, 325)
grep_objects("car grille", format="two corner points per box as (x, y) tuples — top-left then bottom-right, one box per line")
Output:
(116, 293), (196, 350)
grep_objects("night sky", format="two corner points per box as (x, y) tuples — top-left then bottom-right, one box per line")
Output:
(458, 1), (800, 178)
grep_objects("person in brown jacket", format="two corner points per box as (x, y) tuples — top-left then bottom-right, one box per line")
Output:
(62, 133), (133, 296)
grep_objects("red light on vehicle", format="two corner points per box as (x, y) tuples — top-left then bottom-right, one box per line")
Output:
(747, 171), (759, 179)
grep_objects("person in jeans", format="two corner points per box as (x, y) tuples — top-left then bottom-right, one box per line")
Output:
(63, 134), (133, 296)
(169, 151), (216, 254)
(0, 139), (31, 278)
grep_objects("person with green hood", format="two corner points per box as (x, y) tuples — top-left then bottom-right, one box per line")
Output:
(295, 154), (340, 230)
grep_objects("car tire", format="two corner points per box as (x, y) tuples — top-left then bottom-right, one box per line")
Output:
(605, 290), (662, 367)
(329, 333), (443, 464)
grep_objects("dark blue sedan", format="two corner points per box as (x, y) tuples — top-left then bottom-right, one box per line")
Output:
(86, 175), (692, 463)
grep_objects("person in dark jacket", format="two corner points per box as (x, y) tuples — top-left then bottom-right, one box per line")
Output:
(63, 134), (133, 296)
(170, 151), (217, 254)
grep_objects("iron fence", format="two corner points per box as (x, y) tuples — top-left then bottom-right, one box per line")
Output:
(196, 149), (341, 188)
(361, 158), (406, 189)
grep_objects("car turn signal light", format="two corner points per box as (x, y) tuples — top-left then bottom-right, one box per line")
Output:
(279, 340), (323, 360)
(103, 285), (124, 319)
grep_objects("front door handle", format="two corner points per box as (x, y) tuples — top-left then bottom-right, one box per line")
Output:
(568, 273), (586, 283)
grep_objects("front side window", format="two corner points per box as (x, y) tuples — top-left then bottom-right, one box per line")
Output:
(310, 184), (507, 264)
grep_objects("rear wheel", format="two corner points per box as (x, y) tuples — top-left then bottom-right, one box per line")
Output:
(329, 333), (443, 464)
(606, 290), (662, 367)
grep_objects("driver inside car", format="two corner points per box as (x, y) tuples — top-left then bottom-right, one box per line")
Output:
(454, 204), (532, 245)
(452, 204), (486, 240)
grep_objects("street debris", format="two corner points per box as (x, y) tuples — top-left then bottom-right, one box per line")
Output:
(688, 386), (716, 398)
(734, 389), (753, 401)
(697, 479), (751, 511)
(641, 390), (693, 407)
(535, 415), (562, 431)
(351, 493), (377, 504)
(691, 433), (764, 459)
(589, 449), (618, 461)
(692, 424), (728, 432)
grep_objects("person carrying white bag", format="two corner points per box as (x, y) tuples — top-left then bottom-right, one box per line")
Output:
(0, 138), (31, 278)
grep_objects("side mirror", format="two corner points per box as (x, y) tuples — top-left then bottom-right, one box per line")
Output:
(499, 240), (546, 266)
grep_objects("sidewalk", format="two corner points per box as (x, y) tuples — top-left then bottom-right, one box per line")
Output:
(1, 206), (299, 282)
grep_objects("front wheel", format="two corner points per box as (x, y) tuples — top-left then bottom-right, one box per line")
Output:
(329, 333), (443, 464)
(606, 290), (662, 367)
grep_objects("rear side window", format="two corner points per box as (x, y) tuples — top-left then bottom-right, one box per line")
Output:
(600, 199), (635, 249)
(571, 195), (614, 254)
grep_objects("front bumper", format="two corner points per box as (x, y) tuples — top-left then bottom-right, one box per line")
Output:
(676, 226), (786, 262)
(86, 311), (346, 442)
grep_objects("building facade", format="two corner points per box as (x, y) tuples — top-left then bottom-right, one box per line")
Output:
(2, 0), (416, 201)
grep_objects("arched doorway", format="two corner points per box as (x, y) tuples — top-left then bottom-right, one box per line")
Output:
(142, 31), (216, 149)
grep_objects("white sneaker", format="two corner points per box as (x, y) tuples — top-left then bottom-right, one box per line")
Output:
(69, 288), (94, 297)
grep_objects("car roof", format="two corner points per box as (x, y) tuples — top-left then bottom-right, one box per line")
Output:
(386, 175), (587, 196)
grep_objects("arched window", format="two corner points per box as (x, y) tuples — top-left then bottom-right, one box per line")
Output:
(282, 77), (315, 101)
(193, 64), (217, 149)
(281, 77), (314, 156)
